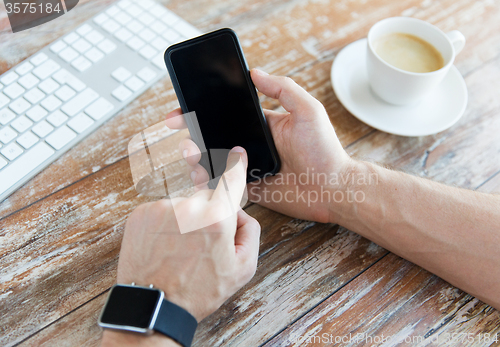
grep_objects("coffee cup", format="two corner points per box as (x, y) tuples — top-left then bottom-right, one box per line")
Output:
(367, 17), (465, 106)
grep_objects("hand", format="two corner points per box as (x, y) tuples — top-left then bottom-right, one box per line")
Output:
(166, 69), (353, 224)
(115, 147), (260, 323)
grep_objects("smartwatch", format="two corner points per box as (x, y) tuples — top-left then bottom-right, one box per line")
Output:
(98, 284), (198, 347)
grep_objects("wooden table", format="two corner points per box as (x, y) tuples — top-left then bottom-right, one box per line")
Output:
(1, 0), (500, 345)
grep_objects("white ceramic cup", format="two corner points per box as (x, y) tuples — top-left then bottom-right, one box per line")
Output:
(367, 17), (465, 106)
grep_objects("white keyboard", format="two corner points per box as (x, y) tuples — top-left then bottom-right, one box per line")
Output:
(0, 0), (201, 202)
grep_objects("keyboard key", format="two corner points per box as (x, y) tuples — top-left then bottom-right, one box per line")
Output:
(102, 19), (120, 34)
(94, 13), (109, 25)
(163, 29), (180, 43)
(125, 76), (145, 91)
(175, 21), (200, 39)
(0, 71), (19, 86)
(85, 97), (114, 120)
(0, 82), (3, 90)
(33, 59), (61, 79)
(9, 98), (31, 114)
(11, 115), (33, 133)
(151, 36), (168, 51)
(61, 88), (98, 116)
(138, 0), (155, 10)
(45, 125), (76, 150)
(17, 131), (39, 149)
(0, 126), (17, 144)
(64, 32), (80, 44)
(111, 67), (132, 82)
(0, 157), (6, 169)
(51, 40), (68, 53)
(115, 12), (132, 25)
(55, 85), (76, 101)
(68, 113), (94, 133)
(18, 73), (40, 89)
(127, 37), (145, 51)
(3, 83), (25, 99)
(1, 142), (23, 160)
(152, 54), (166, 69)
(30, 52), (48, 66)
(26, 105), (48, 121)
(139, 28), (156, 42)
(41, 95), (62, 112)
(32, 120), (54, 137)
(72, 38), (92, 53)
(24, 88), (45, 104)
(52, 69), (86, 92)
(71, 56), (92, 72)
(150, 4), (168, 18)
(138, 12), (155, 25)
(59, 47), (79, 63)
(151, 21), (167, 34)
(16, 62), (34, 76)
(137, 67), (157, 82)
(98, 39), (117, 54)
(85, 47), (105, 63)
(126, 20), (144, 34)
(47, 110), (69, 126)
(0, 93), (9, 108)
(0, 108), (16, 125)
(139, 45), (157, 60)
(85, 30), (105, 45)
(77, 23), (92, 35)
(106, 5), (120, 16)
(118, 0), (132, 9)
(112, 85), (132, 101)
(38, 78), (60, 94)
(126, 5), (143, 17)
(115, 28), (133, 42)
(162, 11), (181, 26)
(0, 142), (55, 195)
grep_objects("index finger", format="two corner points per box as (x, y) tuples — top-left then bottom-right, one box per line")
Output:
(211, 147), (248, 213)
(165, 107), (187, 129)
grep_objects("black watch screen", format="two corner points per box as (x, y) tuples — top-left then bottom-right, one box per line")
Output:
(100, 285), (162, 331)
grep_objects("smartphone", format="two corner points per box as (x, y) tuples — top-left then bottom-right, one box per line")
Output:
(164, 28), (280, 183)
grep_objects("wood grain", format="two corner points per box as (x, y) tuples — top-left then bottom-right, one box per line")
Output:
(2, 0), (500, 345)
(265, 253), (500, 347)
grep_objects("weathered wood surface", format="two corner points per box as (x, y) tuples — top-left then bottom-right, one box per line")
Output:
(1, 0), (500, 346)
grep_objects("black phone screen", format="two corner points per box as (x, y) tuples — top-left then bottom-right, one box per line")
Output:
(168, 31), (278, 181)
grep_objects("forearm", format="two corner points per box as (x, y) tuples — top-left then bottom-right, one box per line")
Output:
(331, 160), (500, 308)
(101, 330), (181, 347)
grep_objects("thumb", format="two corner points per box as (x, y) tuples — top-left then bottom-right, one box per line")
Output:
(251, 69), (323, 118)
(235, 210), (261, 281)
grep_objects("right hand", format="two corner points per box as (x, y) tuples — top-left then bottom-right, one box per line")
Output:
(166, 69), (353, 224)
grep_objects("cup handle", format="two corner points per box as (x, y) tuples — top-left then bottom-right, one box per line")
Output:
(446, 30), (466, 55)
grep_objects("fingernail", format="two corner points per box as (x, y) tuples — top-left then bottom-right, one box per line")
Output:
(254, 68), (268, 76)
(231, 146), (245, 154)
(183, 149), (188, 159)
(190, 170), (197, 182)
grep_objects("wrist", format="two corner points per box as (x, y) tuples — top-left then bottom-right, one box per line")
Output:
(327, 159), (373, 225)
(101, 330), (181, 347)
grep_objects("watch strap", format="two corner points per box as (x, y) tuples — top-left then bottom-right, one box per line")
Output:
(154, 299), (198, 347)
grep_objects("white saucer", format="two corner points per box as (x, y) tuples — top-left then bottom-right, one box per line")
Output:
(331, 38), (468, 137)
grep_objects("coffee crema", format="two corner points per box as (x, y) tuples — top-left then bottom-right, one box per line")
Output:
(374, 33), (444, 73)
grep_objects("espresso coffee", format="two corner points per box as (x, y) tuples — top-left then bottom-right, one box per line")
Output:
(374, 33), (444, 73)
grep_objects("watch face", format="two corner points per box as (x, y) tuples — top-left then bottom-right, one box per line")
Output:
(99, 285), (162, 330)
